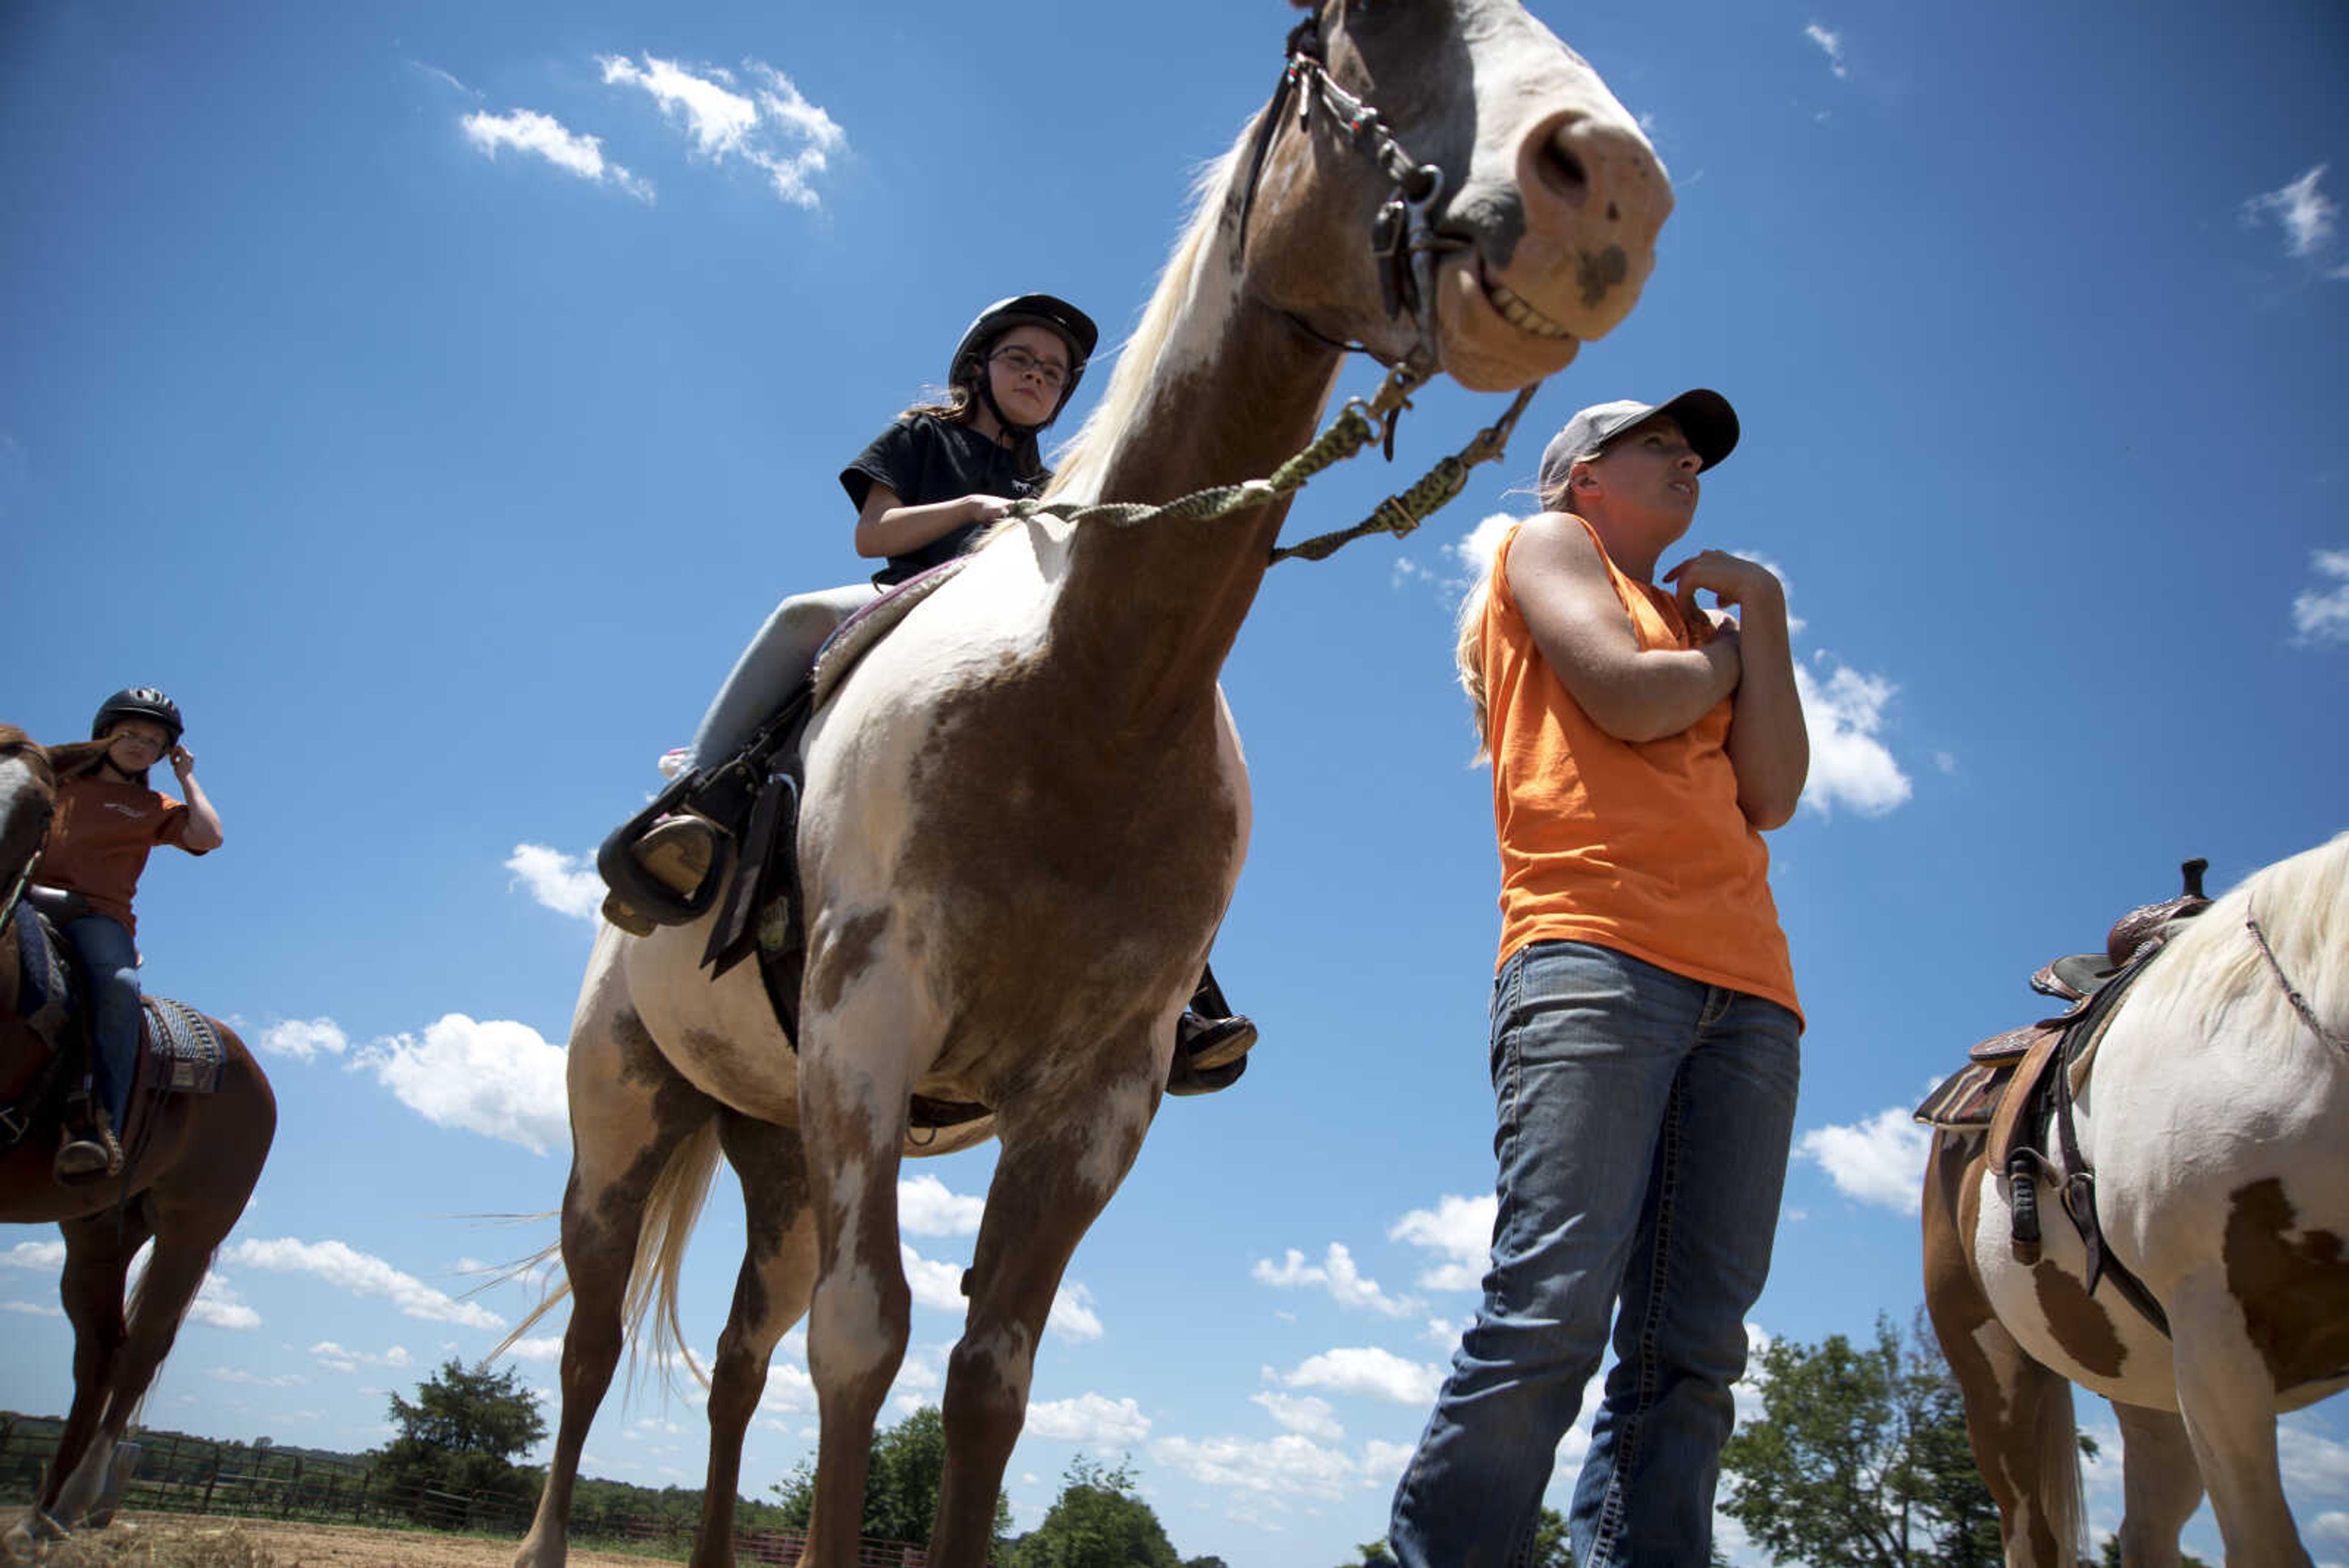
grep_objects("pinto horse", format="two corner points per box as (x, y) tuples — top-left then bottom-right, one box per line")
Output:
(1923, 833), (2349, 1566)
(0, 726), (276, 1558)
(511, 5), (1674, 1566)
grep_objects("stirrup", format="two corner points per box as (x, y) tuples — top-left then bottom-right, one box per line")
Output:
(54, 1121), (124, 1184)
(1177, 1011), (1259, 1072)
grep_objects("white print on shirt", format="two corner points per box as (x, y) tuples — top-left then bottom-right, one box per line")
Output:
(100, 802), (151, 819)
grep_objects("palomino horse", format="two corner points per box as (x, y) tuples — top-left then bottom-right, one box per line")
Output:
(513, 5), (1673, 1566)
(0, 726), (277, 1558)
(1923, 832), (2349, 1567)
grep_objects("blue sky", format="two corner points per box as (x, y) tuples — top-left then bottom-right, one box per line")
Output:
(4, 1), (2346, 1564)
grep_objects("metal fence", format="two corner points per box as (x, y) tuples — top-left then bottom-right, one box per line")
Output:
(0, 1421), (933, 1566)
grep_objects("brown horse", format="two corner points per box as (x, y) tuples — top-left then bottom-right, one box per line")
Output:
(511, 5), (1674, 1566)
(1922, 834), (2349, 1567)
(0, 724), (277, 1559)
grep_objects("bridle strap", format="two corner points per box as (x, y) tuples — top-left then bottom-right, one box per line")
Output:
(1231, 13), (1458, 376)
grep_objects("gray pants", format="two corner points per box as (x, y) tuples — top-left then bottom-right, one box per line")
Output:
(688, 583), (878, 770)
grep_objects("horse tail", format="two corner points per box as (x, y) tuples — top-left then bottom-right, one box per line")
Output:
(486, 1120), (723, 1392)
(2033, 1371), (2088, 1566)
(622, 1118), (724, 1391)
(486, 1228), (568, 1362)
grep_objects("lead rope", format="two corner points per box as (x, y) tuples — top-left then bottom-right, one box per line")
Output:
(1009, 365), (1544, 566)
(2247, 913), (2348, 1053)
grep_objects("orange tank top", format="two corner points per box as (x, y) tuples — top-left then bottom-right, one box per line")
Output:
(1483, 519), (1798, 1017)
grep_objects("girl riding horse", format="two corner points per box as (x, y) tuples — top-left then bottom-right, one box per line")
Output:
(33, 688), (224, 1182)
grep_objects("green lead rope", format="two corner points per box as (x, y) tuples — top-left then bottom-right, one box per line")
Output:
(1008, 367), (1545, 566)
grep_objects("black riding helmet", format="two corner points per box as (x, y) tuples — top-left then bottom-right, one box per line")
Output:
(951, 293), (1100, 436)
(92, 687), (185, 746)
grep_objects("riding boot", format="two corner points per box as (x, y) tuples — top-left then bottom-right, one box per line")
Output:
(1173, 963), (1257, 1077)
(601, 816), (724, 935)
(53, 1100), (123, 1185)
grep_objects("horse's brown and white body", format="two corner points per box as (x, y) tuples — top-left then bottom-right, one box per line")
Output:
(1924, 833), (2349, 1567)
(517, 6), (1675, 1565)
(0, 726), (278, 1559)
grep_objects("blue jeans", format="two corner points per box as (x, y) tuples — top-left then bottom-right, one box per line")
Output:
(1389, 941), (1802, 1568)
(688, 584), (877, 770)
(64, 914), (141, 1130)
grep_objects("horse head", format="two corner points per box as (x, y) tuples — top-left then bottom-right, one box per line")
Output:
(1242, 0), (1669, 392)
(0, 726), (61, 926)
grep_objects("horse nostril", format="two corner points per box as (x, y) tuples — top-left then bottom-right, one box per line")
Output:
(1537, 132), (1590, 209)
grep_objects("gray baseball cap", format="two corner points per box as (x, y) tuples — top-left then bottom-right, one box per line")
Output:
(1536, 389), (1740, 502)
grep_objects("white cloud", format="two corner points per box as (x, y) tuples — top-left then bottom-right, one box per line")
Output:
(1389, 1195), (1495, 1293)
(1, 1300), (62, 1318)
(182, 1270), (262, 1332)
(900, 1244), (967, 1315)
(1795, 655), (1912, 817)
(1356, 1438), (1416, 1491)
(211, 1367), (309, 1388)
(2292, 548), (2349, 646)
(1250, 1391), (1343, 1442)
(1805, 23), (1850, 80)
(461, 110), (652, 203)
(1025, 1392), (1151, 1445)
(599, 54), (845, 210)
(259, 1017), (349, 1061)
(506, 843), (604, 920)
(352, 1013), (570, 1155)
(311, 1340), (414, 1373)
(1048, 1282), (1104, 1343)
(1282, 1347), (1445, 1406)
(2, 1241), (66, 1273)
(1797, 1107), (1931, 1214)
(1149, 1432), (1354, 1501)
(2280, 1415), (2349, 1495)
(2241, 165), (2342, 269)
(1251, 1243), (1419, 1318)
(899, 1174), (985, 1237)
(225, 1237), (506, 1330)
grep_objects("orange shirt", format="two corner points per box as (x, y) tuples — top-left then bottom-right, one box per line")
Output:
(39, 773), (207, 934)
(1484, 519), (1798, 1017)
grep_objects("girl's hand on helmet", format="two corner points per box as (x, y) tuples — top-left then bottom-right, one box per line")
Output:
(170, 743), (197, 775)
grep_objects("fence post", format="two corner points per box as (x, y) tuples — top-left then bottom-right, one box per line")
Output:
(200, 1443), (221, 1514)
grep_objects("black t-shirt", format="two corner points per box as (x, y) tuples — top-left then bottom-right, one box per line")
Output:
(839, 413), (1050, 586)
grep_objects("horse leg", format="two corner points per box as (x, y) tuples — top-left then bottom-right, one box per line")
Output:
(48, 1221), (218, 1528)
(7, 1212), (148, 1553)
(795, 985), (919, 1568)
(689, 1110), (816, 1568)
(1921, 1130), (2086, 1567)
(928, 1071), (1157, 1567)
(2108, 1400), (2203, 1568)
(2166, 1271), (2312, 1567)
(514, 999), (721, 1568)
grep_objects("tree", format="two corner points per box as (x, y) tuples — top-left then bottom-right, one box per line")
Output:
(1720, 1313), (2000, 1567)
(1005, 1455), (1180, 1568)
(770, 1405), (1011, 1549)
(373, 1358), (549, 1525)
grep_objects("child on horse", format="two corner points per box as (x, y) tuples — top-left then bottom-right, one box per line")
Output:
(35, 688), (225, 1181)
(601, 294), (1255, 1087)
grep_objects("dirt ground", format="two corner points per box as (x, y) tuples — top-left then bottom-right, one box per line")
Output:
(24, 1515), (666, 1567)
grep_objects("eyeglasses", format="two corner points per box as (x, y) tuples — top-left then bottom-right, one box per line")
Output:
(989, 346), (1070, 390)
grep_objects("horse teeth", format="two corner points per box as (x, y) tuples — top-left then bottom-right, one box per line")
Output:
(1489, 281), (1570, 338)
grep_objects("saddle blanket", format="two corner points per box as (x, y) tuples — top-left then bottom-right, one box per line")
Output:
(141, 996), (226, 1095)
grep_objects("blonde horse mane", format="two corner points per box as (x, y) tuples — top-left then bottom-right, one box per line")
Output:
(1036, 137), (1252, 508)
(2124, 830), (2349, 1060)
